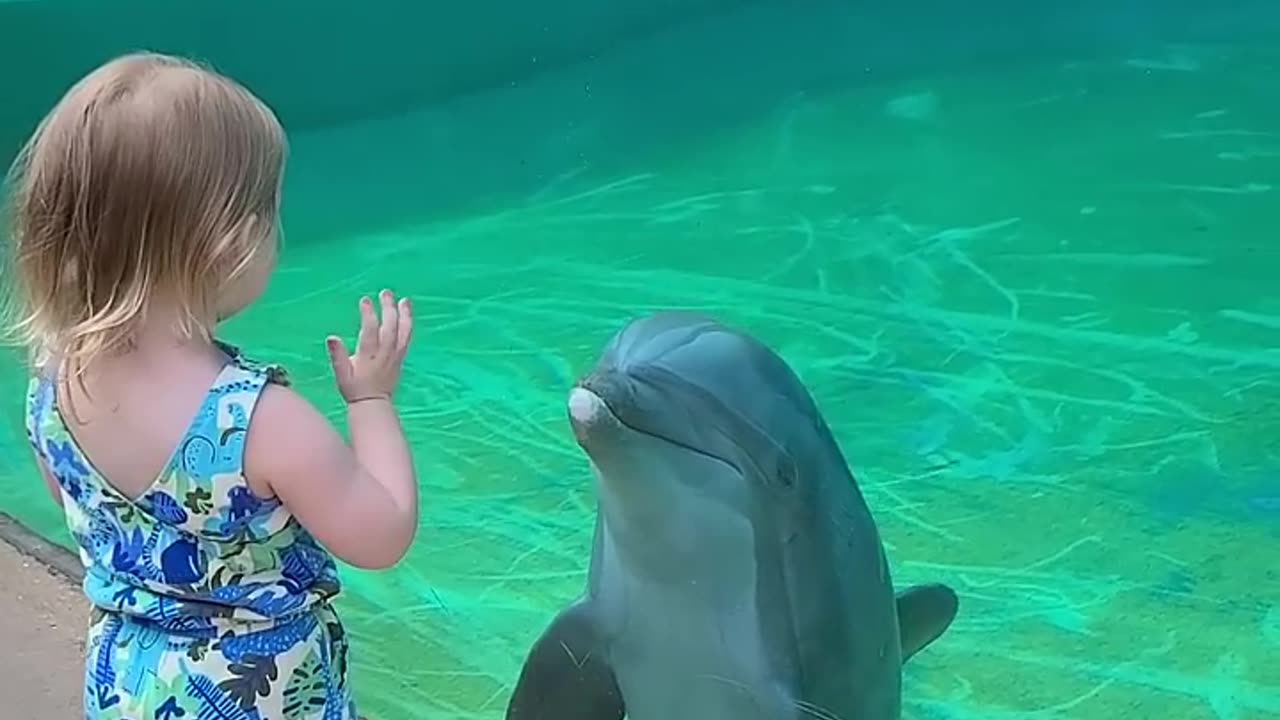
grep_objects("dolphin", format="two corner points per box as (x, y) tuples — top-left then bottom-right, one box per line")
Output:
(505, 311), (959, 720)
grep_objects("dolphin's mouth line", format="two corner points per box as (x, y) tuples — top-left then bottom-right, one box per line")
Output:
(586, 389), (743, 475)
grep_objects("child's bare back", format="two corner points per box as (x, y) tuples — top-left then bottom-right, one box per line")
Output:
(55, 337), (229, 501)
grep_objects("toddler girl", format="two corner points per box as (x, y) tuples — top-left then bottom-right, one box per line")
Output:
(3, 52), (418, 719)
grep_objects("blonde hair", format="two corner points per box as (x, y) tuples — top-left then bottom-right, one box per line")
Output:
(2, 51), (285, 377)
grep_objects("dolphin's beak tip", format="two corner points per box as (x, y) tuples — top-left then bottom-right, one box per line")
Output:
(568, 387), (606, 439)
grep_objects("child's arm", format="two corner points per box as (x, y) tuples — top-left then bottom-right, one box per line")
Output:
(243, 290), (418, 570)
(31, 451), (64, 507)
(244, 386), (416, 569)
(26, 392), (64, 507)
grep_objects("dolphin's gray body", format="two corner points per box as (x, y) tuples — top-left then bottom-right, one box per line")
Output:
(505, 312), (959, 720)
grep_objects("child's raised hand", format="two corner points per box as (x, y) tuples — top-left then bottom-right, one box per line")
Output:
(325, 289), (413, 404)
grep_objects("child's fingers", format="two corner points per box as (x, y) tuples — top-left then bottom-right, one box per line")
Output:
(377, 289), (398, 355)
(396, 297), (413, 355)
(356, 295), (378, 358)
(325, 336), (353, 387)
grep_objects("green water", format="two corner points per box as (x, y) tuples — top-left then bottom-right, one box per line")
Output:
(3, 5), (1280, 720)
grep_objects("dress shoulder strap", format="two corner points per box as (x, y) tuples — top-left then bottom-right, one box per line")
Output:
(148, 342), (292, 542)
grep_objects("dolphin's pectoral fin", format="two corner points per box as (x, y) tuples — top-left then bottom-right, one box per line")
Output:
(896, 583), (960, 663)
(505, 600), (625, 720)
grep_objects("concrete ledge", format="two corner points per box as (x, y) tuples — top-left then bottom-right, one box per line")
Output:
(0, 512), (82, 584)
(0, 532), (85, 718)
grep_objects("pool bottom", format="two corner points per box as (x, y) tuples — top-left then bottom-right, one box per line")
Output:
(2, 37), (1278, 720)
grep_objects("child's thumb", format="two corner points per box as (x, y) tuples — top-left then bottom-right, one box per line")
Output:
(325, 336), (354, 389)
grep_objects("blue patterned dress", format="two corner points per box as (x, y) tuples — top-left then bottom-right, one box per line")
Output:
(25, 342), (358, 720)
